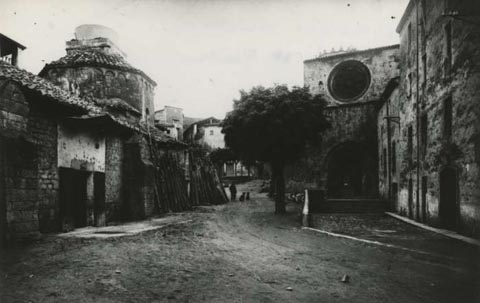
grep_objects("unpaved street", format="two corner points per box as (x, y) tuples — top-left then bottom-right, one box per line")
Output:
(1, 181), (479, 302)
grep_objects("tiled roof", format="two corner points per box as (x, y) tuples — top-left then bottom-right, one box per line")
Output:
(0, 61), (180, 145)
(140, 123), (187, 148)
(95, 97), (140, 114)
(0, 61), (101, 114)
(39, 49), (156, 85)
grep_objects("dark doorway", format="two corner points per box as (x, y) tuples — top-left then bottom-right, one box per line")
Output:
(408, 179), (413, 218)
(440, 167), (458, 230)
(94, 172), (106, 227)
(59, 168), (89, 229)
(326, 143), (375, 198)
(421, 176), (428, 223)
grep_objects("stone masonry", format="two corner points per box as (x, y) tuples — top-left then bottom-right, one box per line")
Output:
(379, 0), (480, 238)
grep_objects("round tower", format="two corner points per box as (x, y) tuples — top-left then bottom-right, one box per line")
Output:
(39, 24), (156, 125)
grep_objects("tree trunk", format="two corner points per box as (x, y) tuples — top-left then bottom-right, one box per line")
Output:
(272, 162), (286, 214)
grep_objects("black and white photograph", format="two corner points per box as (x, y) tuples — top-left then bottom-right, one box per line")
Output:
(0, 0), (479, 302)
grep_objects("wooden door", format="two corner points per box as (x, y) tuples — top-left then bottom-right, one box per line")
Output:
(94, 172), (106, 227)
(421, 176), (428, 223)
(440, 168), (458, 230)
(59, 168), (88, 229)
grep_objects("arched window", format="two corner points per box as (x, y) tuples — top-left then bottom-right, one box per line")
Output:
(105, 71), (114, 88)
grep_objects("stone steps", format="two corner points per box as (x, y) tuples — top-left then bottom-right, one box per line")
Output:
(310, 198), (387, 213)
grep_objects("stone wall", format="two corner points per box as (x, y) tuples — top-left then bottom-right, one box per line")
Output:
(30, 115), (59, 233)
(286, 101), (380, 195)
(304, 45), (399, 106)
(105, 135), (124, 221)
(388, 0), (480, 237)
(0, 80), (59, 239)
(123, 134), (156, 220)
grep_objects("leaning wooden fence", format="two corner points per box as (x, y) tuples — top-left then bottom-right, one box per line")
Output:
(148, 138), (227, 213)
(189, 149), (229, 206)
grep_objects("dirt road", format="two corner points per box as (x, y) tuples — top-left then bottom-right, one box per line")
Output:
(1, 181), (479, 302)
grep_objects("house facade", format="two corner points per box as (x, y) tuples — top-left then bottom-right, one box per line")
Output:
(378, 0), (480, 237)
(154, 105), (184, 140)
(184, 117), (225, 149)
(184, 117), (254, 178)
(0, 26), (188, 244)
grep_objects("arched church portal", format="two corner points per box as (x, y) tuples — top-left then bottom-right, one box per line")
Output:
(326, 142), (376, 198)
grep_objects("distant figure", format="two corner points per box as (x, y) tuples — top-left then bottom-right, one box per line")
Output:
(246, 192), (250, 200)
(229, 183), (237, 201)
(239, 192), (246, 201)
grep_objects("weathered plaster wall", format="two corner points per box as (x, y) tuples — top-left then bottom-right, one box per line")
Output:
(57, 123), (106, 172)
(155, 106), (183, 125)
(304, 46), (399, 106)
(200, 125), (225, 149)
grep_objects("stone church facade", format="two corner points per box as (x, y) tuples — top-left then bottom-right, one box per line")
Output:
(287, 45), (399, 201)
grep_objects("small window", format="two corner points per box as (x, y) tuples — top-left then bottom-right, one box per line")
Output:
(444, 96), (453, 139)
(105, 71), (115, 88)
(407, 73), (413, 98)
(408, 23), (412, 52)
(210, 130), (214, 136)
(391, 141), (397, 174)
(407, 126), (413, 165)
(422, 54), (427, 85)
(444, 21), (452, 74)
(421, 0), (427, 23)
(383, 147), (387, 177)
(420, 114), (428, 158)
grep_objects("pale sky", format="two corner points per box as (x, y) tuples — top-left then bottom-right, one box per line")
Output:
(1, 0), (408, 119)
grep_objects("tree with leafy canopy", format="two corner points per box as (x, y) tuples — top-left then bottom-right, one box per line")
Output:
(222, 85), (330, 213)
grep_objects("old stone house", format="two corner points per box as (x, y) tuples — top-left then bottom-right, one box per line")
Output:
(0, 26), (187, 244)
(184, 117), (254, 178)
(154, 105), (184, 140)
(378, 0), (480, 237)
(184, 117), (225, 149)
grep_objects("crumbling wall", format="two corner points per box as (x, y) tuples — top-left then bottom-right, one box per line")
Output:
(105, 135), (124, 221)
